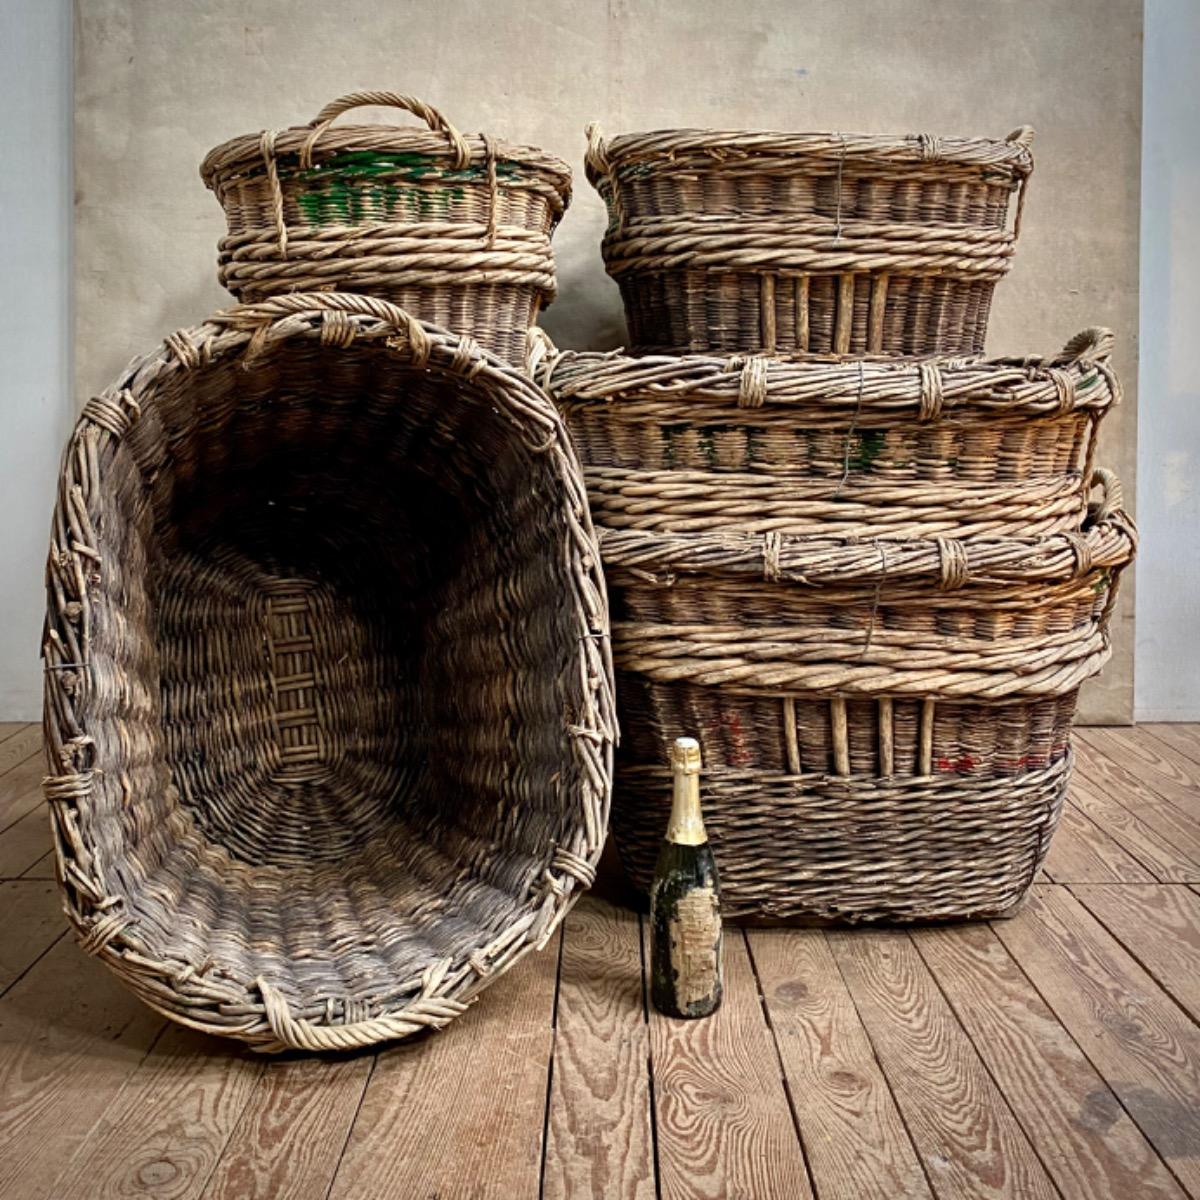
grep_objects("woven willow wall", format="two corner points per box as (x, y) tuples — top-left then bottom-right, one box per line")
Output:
(74, 0), (1141, 721)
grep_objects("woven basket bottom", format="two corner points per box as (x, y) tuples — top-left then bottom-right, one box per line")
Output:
(612, 754), (1068, 922)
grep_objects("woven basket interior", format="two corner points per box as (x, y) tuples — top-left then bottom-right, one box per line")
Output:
(81, 335), (586, 1008)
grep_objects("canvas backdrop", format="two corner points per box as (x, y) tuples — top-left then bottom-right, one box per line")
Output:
(74, 0), (1142, 722)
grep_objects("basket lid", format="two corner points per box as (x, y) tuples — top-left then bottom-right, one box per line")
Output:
(585, 124), (1034, 185)
(201, 90), (572, 209)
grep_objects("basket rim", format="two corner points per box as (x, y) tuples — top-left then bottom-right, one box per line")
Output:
(585, 125), (1035, 184)
(201, 124), (572, 199)
(597, 471), (1136, 589)
(541, 327), (1119, 418)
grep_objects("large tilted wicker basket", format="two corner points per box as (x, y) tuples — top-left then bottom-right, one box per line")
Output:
(585, 124), (1034, 357)
(596, 479), (1134, 921)
(42, 294), (614, 1051)
(201, 91), (572, 366)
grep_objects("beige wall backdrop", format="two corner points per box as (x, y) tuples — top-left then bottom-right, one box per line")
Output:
(75, 0), (1142, 722)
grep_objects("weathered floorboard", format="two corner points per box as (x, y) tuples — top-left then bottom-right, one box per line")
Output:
(828, 929), (1058, 1199)
(915, 917), (1185, 1199)
(1072, 883), (1200, 1023)
(994, 885), (1200, 1192)
(202, 1054), (373, 1200)
(0, 940), (165, 1200)
(544, 897), (655, 1200)
(0, 880), (64, 994)
(49, 1024), (263, 1200)
(749, 927), (932, 1199)
(328, 935), (560, 1200)
(1042, 796), (1156, 883)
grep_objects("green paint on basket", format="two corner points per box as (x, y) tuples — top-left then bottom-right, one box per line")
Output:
(848, 429), (887, 471)
(292, 148), (506, 226)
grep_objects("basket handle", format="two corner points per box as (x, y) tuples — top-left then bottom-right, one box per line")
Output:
(1005, 126), (1035, 238)
(584, 122), (610, 176)
(300, 90), (471, 170)
(1059, 327), (1114, 363)
(215, 292), (434, 368)
(1090, 467), (1123, 523)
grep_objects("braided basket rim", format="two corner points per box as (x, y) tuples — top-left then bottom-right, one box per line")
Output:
(585, 126), (1034, 184)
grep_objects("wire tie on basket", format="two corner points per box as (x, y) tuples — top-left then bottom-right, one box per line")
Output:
(735, 355), (769, 408)
(918, 361), (944, 421)
(763, 530), (783, 582)
(833, 133), (847, 242)
(1065, 532), (1093, 577)
(834, 360), (867, 496)
(936, 536), (970, 589)
(259, 128), (288, 259)
(861, 542), (889, 657)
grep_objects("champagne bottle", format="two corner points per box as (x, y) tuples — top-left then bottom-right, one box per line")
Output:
(650, 737), (723, 1019)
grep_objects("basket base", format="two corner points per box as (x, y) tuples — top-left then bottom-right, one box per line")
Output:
(612, 757), (1068, 923)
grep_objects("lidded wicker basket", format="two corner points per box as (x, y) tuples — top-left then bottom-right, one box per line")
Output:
(201, 91), (573, 366)
(598, 477), (1135, 921)
(43, 293), (614, 1051)
(585, 124), (1034, 357)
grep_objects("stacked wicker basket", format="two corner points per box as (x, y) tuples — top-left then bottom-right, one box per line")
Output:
(43, 93), (615, 1051)
(540, 122), (1135, 921)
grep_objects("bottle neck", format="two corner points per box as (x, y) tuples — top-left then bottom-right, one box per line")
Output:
(666, 765), (707, 846)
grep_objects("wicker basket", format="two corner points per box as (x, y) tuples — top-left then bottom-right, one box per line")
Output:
(542, 328), (1118, 543)
(42, 293), (614, 1051)
(201, 91), (572, 366)
(585, 124), (1034, 357)
(597, 475), (1135, 921)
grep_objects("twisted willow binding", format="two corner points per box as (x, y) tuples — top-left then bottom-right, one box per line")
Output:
(43, 294), (615, 1051)
(585, 124), (1034, 357)
(201, 92), (573, 365)
(542, 328), (1118, 542)
(600, 482), (1135, 921)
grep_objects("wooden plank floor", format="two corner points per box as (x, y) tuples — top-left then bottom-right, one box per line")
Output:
(3, 723), (1200, 1198)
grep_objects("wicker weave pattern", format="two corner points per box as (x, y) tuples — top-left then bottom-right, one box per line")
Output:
(43, 294), (615, 1051)
(544, 330), (1116, 542)
(585, 124), (1034, 356)
(202, 93), (573, 365)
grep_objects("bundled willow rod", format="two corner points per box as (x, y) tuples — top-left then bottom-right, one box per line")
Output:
(202, 91), (573, 365)
(585, 124), (1034, 356)
(43, 293), (614, 1051)
(542, 328), (1117, 542)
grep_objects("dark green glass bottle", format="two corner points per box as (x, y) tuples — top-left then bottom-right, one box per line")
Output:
(650, 737), (723, 1019)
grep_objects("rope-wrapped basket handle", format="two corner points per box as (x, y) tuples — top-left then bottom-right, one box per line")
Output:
(584, 122), (610, 177)
(1059, 326), (1114, 363)
(1090, 467), (1123, 524)
(300, 90), (471, 170)
(212, 292), (435, 369)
